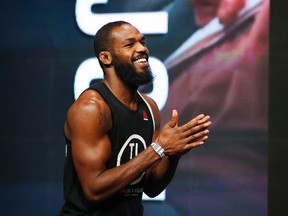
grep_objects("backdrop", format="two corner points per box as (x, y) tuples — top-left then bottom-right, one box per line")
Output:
(0, 0), (280, 216)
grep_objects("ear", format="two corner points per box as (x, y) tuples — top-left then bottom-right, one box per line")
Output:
(99, 51), (112, 66)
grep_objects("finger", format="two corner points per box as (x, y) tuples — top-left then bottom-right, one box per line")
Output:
(194, 114), (206, 122)
(168, 109), (178, 128)
(181, 120), (212, 138)
(183, 137), (207, 152)
(196, 115), (211, 125)
(186, 114), (210, 129)
(186, 129), (209, 143)
(173, 109), (178, 127)
(180, 115), (205, 132)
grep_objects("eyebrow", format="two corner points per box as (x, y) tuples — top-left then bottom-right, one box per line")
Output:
(123, 35), (146, 43)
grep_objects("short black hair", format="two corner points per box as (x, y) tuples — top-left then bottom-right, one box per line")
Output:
(93, 21), (131, 59)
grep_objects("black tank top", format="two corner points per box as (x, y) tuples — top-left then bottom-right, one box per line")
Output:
(59, 82), (155, 216)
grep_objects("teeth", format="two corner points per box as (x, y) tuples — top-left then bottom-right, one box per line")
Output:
(137, 58), (147, 63)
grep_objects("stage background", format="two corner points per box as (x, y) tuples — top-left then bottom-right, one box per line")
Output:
(0, 0), (287, 216)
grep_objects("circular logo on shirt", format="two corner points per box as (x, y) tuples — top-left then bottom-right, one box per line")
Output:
(117, 134), (147, 185)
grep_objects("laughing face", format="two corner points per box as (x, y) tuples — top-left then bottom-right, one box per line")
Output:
(112, 52), (153, 89)
(109, 24), (153, 89)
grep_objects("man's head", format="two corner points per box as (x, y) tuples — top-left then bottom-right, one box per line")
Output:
(94, 21), (153, 89)
(94, 21), (127, 62)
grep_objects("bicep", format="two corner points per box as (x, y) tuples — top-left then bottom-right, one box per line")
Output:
(66, 97), (112, 190)
(71, 133), (111, 183)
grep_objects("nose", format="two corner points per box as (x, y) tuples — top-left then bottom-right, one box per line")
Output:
(136, 42), (149, 54)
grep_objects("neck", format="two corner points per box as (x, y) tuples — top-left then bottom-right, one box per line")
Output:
(102, 79), (139, 111)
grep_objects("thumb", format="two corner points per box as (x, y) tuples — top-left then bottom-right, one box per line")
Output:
(168, 109), (178, 128)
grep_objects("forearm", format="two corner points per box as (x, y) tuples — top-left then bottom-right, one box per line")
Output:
(81, 146), (160, 203)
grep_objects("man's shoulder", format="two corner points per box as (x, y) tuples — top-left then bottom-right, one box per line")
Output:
(68, 89), (110, 118)
(66, 90), (112, 131)
(75, 89), (105, 106)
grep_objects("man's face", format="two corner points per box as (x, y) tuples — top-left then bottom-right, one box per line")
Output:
(109, 24), (153, 89)
(112, 51), (153, 89)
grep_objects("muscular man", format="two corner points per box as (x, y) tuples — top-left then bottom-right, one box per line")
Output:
(58, 21), (211, 216)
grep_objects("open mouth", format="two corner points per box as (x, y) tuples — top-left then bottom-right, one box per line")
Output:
(136, 58), (147, 63)
(132, 55), (149, 67)
(133, 54), (148, 62)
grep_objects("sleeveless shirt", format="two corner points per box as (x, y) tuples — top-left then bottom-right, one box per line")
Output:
(59, 82), (155, 216)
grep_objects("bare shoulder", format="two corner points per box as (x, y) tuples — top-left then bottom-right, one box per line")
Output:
(65, 89), (112, 139)
(69, 89), (109, 115)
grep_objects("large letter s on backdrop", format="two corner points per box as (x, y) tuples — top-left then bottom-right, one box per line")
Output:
(75, 0), (168, 35)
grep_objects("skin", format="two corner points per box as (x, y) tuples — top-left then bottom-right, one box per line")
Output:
(64, 23), (212, 203)
(189, 0), (245, 26)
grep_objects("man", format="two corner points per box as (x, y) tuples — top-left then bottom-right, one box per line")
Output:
(58, 21), (211, 216)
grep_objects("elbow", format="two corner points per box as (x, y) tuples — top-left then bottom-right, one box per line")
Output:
(84, 191), (102, 204)
(83, 188), (107, 204)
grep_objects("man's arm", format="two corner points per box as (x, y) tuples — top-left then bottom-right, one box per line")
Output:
(66, 90), (211, 203)
(65, 90), (161, 203)
(142, 96), (211, 197)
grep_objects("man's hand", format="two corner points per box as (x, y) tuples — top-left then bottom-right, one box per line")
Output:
(155, 110), (212, 156)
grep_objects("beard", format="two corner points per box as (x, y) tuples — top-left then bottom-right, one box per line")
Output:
(112, 54), (154, 90)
